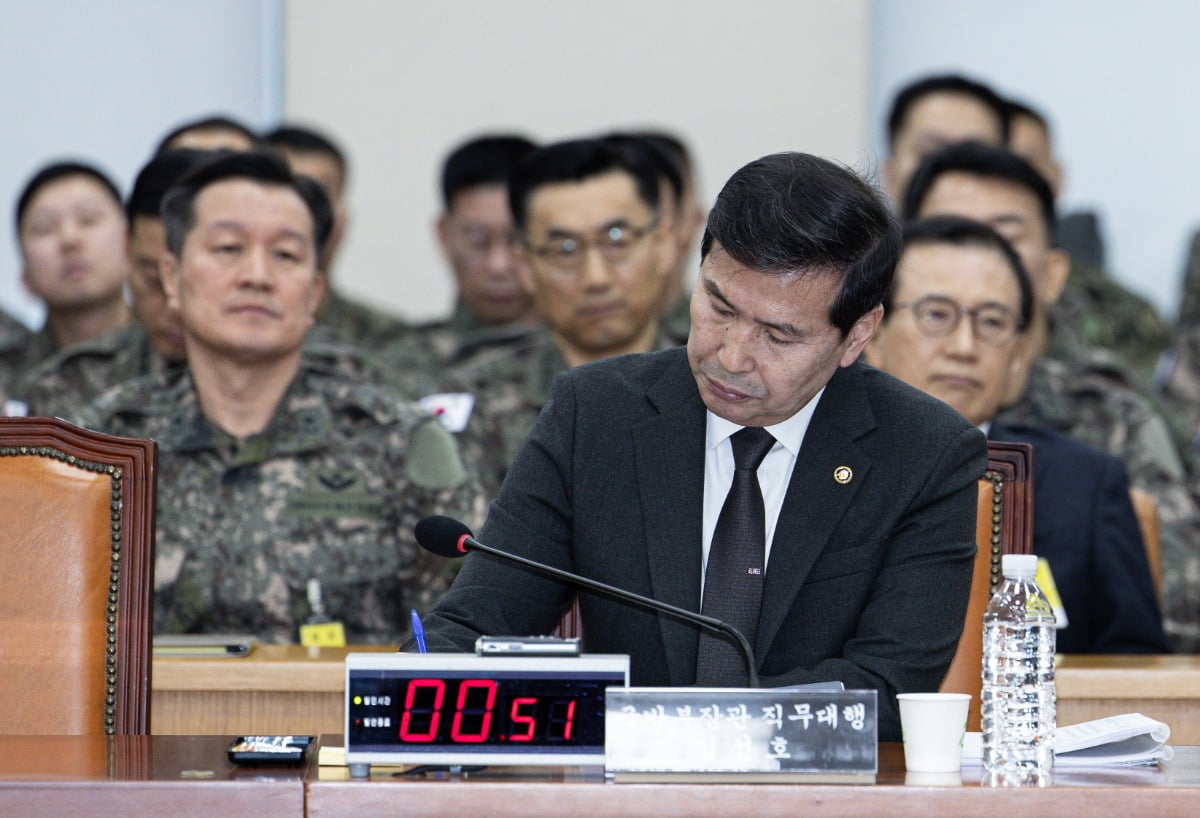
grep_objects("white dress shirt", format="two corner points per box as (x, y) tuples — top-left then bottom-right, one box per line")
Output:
(700, 386), (826, 594)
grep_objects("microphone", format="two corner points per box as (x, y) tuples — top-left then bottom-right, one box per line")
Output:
(415, 515), (760, 688)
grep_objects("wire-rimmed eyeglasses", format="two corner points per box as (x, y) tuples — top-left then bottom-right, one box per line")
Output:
(892, 295), (1024, 346)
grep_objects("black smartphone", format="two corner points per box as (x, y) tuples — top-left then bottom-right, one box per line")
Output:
(227, 735), (316, 766)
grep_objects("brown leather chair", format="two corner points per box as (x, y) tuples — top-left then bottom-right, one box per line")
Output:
(0, 417), (156, 735)
(555, 596), (583, 640)
(939, 440), (1034, 731)
(1129, 487), (1162, 604)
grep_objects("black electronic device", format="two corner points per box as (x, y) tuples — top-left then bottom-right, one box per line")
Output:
(227, 735), (315, 766)
(344, 652), (628, 769)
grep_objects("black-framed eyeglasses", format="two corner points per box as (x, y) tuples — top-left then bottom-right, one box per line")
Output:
(525, 221), (657, 273)
(892, 295), (1024, 346)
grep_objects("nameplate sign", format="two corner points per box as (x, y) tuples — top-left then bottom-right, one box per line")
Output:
(605, 687), (877, 783)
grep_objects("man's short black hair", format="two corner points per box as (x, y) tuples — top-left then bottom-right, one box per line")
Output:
(15, 161), (122, 235)
(263, 124), (348, 185)
(161, 151), (333, 260)
(1005, 97), (1052, 142)
(886, 73), (1010, 149)
(440, 134), (537, 209)
(603, 132), (685, 204)
(902, 141), (1057, 238)
(890, 215), (1034, 330)
(508, 137), (664, 232)
(154, 114), (260, 156)
(627, 129), (693, 180)
(126, 149), (219, 224)
(700, 152), (901, 336)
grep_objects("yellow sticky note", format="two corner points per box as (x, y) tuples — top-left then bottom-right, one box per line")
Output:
(1035, 558), (1069, 629)
(300, 621), (346, 647)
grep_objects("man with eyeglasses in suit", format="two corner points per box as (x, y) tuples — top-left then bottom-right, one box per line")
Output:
(865, 215), (1169, 654)
(441, 136), (678, 498)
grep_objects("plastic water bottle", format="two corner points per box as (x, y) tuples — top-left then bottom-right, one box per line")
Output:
(981, 553), (1056, 786)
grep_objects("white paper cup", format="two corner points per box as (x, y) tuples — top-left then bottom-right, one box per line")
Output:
(897, 692), (971, 773)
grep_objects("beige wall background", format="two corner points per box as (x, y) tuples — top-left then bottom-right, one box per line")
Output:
(284, 0), (871, 321)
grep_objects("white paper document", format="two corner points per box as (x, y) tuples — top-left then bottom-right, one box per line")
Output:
(962, 713), (1173, 767)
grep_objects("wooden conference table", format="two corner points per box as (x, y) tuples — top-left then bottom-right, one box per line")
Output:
(151, 647), (1200, 743)
(0, 734), (311, 816)
(2, 736), (1198, 817)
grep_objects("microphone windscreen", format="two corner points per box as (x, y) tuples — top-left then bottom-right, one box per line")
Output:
(415, 515), (473, 558)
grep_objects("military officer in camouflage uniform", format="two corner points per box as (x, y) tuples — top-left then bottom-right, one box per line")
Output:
(442, 137), (679, 499)
(77, 151), (483, 643)
(622, 131), (707, 346)
(905, 142), (1200, 652)
(265, 124), (411, 347)
(378, 135), (541, 375)
(4, 161), (132, 382)
(13, 149), (213, 418)
(1006, 99), (1171, 383)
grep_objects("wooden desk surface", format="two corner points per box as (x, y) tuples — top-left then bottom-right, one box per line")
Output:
(151, 649), (1200, 743)
(3, 736), (1196, 817)
(152, 645), (396, 735)
(1057, 654), (1200, 697)
(306, 742), (1200, 818)
(0, 734), (310, 817)
(1056, 655), (1200, 743)
(153, 644), (397, 692)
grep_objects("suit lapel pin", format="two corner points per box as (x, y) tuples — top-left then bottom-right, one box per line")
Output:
(833, 466), (853, 485)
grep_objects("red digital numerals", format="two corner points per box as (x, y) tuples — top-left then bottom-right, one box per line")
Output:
(396, 679), (576, 744)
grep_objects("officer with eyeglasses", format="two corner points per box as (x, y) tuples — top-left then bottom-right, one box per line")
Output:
(378, 134), (541, 379)
(436, 136), (680, 499)
(865, 215), (1169, 654)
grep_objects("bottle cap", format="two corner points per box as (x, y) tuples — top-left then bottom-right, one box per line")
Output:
(1001, 553), (1038, 579)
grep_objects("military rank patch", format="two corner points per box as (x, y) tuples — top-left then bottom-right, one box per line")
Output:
(285, 469), (383, 519)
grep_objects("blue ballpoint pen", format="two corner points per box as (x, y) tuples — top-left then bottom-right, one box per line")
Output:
(410, 609), (428, 654)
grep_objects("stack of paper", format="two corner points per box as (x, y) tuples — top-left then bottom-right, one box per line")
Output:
(962, 713), (1173, 767)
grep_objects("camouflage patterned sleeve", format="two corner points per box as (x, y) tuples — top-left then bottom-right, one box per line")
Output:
(1112, 402), (1200, 653)
(390, 414), (488, 619)
(1001, 360), (1200, 652)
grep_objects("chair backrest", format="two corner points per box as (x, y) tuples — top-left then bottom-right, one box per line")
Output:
(1128, 487), (1161, 603)
(939, 440), (1034, 731)
(555, 596), (583, 640)
(0, 417), (156, 735)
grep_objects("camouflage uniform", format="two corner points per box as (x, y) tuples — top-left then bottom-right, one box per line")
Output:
(75, 357), (487, 643)
(13, 324), (180, 420)
(0, 325), (57, 393)
(0, 305), (29, 340)
(1155, 326), (1200, 452)
(317, 288), (412, 347)
(1048, 256), (1172, 386)
(1154, 325), (1200, 651)
(377, 303), (538, 376)
(448, 328), (679, 500)
(0, 310), (32, 405)
(1000, 356), (1200, 652)
(14, 322), (432, 424)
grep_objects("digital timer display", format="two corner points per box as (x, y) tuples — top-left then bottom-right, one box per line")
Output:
(344, 653), (629, 767)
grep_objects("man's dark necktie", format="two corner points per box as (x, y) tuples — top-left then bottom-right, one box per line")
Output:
(695, 426), (776, 686)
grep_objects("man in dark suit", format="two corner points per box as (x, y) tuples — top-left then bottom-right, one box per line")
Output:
(420, 153), (988, 741)
(865, 215), (1169, 654)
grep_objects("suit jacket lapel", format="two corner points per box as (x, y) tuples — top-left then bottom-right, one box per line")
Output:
(758, 364), (876, 657)
(633, 350), (707, 685)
